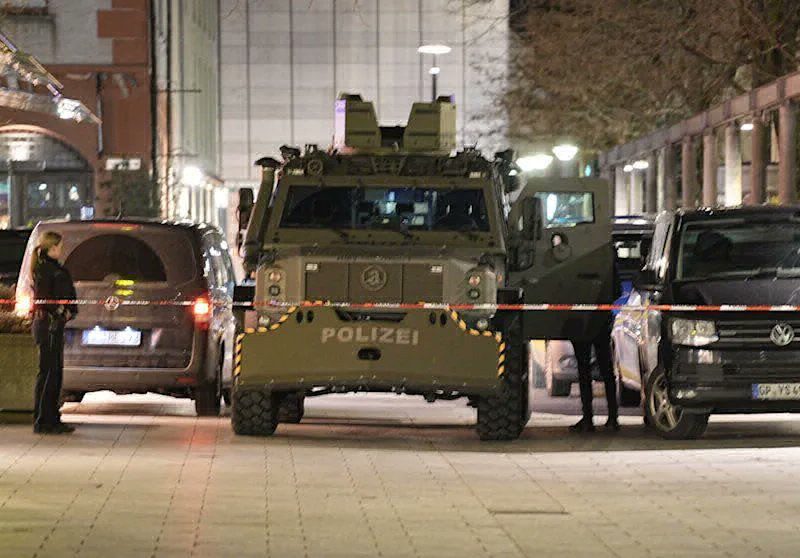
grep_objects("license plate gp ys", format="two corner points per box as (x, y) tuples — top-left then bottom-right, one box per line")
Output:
(752, 383), (800, 400)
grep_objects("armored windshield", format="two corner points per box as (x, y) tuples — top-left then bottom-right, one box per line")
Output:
(280, 186), (490, 232)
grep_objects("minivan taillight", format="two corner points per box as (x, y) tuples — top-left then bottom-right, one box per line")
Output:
(193, 297), (211, 326)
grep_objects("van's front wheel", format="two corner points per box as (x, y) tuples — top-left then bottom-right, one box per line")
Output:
(645, 369), (708, 440)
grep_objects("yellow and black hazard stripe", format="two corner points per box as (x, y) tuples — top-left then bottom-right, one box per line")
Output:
(243, 306), (299, 334)
(234, 333), (245, 377)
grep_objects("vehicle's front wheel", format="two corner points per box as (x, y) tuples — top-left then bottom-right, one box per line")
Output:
(644, 369), (708, 440)
(231, 380), (279, 436)
(278, 392), (305, 423)
(476, 314), (528, 441)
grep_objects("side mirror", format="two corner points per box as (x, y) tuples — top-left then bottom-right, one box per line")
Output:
(634, 269), (662, 292)
(237, 188), (254, 231)
(521, 197), (543, 241)
(236, 188), (254, 251)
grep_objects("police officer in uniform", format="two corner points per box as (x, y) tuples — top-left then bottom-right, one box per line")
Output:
(31, 231), (78, 435)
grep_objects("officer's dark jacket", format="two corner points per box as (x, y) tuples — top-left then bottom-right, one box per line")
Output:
(32, 252), (77, 344)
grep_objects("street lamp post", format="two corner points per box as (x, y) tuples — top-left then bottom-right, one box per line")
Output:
(418, 44), (451, 101)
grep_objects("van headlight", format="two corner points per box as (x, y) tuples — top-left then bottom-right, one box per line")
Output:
(670, 318), (718, 347)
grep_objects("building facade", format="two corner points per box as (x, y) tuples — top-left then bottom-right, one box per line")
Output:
(0, 0), (223, 229)
(219, 0), (509, 189)
(154, 0), (224, 226)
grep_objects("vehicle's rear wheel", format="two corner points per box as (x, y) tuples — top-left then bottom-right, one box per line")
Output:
(194, 351), (223, 417)
(644, 369), (708, 440)
(231, 380), (279, 436)
(612, 346), (641, 407)
(61, 391), (85, 404)
(476, 314), (527, 441)
(546, 369), (572, 397)
(278, 392), (305, 423)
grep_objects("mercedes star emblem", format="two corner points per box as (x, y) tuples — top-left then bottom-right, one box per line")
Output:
(104, 295), (121, 312)
(770, 323), (795, 347)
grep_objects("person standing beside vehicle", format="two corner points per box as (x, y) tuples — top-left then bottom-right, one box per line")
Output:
(570, 259), (621, 433)
(31, 231), (77, 434)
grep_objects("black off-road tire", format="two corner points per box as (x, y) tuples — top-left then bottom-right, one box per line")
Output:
(231, 384), (280, 436)
(476, 314), (528, 441)
(644, 369), (709, 440)
(278, 392), (305, 424)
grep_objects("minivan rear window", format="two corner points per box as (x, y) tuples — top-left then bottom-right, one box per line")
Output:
(65, 234), (167, 282)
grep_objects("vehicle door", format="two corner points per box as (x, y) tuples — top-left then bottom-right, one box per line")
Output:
(508, 178), (614, 342)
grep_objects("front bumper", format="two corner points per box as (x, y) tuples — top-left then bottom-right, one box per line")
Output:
(235, 307), (505, 395)
(668, 347), (800, 413)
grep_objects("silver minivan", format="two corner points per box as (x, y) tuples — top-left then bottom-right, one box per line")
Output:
(16, 219), (237, 416)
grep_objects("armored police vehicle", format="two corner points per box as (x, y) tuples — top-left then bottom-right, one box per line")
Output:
(232, 94), (613, 440)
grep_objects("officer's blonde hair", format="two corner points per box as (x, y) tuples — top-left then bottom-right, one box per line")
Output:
(30, 231), (63, 276)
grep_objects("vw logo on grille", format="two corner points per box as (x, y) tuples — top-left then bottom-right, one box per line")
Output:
(770, 323), (795, 347)
(104, 295), (121, 312)
(360, 265), (388, 291)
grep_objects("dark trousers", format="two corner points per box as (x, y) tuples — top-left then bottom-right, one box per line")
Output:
(573, 329), (618, 421)
(34, 327), (64, 428)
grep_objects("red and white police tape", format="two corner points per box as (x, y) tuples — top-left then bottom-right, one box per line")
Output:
(3, 298), (800, 313)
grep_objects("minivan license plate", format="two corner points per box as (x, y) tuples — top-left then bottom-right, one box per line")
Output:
(752, 383), (800, 400)
(82, 329), (142, 347)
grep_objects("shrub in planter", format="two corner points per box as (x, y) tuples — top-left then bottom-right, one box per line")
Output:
(0, 310), (37, 417)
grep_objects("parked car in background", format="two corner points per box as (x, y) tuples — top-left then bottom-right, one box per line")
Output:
(0, 228), (31, 287)
(543, 215), (655, 397)
(612, 207), (800, 439)
(16, 220), (237, 416)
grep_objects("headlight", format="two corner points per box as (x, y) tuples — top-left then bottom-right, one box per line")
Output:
(475, 318), (489, 331)
(670, 318), (718, 347)
(468, 288), (481, 300)
(268, 270), (282, 282)
(468, 274), (481, 287)
(268, 285), (281, 296)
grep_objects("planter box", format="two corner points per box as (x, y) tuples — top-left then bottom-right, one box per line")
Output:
(0, 333), (37, 420)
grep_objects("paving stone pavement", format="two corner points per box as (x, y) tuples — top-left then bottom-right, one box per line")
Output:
(2, 390), (800, 558)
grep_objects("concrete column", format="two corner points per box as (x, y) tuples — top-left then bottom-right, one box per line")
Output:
(750, 118), (767, 204)
(778, 102), (797, 204)
(645, 152), (657, 213)
(614, 165), (628, 215)
(724, 123), (742, 206)
(682, 137), (697, 208)
(702, 131), (718, 207)
(630, 168), (643, 214)
(663, 145), (677, 210)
